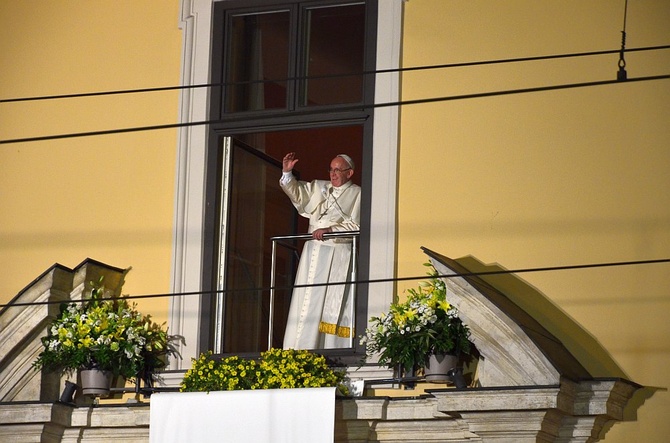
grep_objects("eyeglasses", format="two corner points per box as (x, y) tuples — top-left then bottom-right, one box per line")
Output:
(328, 167), (351, 174)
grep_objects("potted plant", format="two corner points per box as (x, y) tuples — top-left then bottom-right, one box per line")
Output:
(180, 348), (348, 394)
(180, 352), (260, 392)
(361, 263), (473, 382)
(33, 277), (178, 397)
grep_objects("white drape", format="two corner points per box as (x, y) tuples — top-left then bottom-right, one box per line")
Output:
(149, 387), (335, 443)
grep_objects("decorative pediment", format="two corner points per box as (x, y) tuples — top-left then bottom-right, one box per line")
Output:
(0, 259), (127, 403)
(423, 247), (593, 387)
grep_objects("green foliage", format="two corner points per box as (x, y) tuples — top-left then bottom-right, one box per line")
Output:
(33, 277), (176, 381)
(361, 263), (473, 371)
(180, 352), (259, 392)
(180, 348), (347, 393)
(255, 348), (344, 390)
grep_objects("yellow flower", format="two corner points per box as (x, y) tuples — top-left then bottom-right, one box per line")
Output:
(77, 323), (91, 336)
(58, 327), (69, 340)
(438, 300), (451, 312)
(78, 336), (94, 348)
(405, 308), (417, 320)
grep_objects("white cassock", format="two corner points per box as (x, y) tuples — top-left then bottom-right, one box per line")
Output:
(280, 172), (361, 350)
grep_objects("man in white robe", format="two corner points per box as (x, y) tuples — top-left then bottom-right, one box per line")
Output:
(280, 152), (361, 350)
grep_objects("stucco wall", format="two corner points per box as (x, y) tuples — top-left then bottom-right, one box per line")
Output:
(398, 1), (670, 441)
(0, 1), (182, 325)
(2, 0), (669, 440)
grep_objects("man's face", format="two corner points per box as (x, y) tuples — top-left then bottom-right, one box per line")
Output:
(329, 156), (354, 188)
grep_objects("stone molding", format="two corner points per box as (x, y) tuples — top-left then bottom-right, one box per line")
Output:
(0, 402), (149, 443)
(0, 380), (638, 443)
(0, 259), (127, 403)
(424, 248), (593, 386)
(0, 256), (647, 441)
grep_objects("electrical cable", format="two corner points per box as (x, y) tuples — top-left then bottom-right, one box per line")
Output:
(1, 72), (669, 145)
(617, 0), (630, 81)
(1, 32), (668, 311)
(2, 257), (669, 309)
(1, 44), (668, 104)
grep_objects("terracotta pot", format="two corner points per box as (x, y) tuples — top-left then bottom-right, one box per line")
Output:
(424, 353), (460, 383)
(79, 369), (113, 397)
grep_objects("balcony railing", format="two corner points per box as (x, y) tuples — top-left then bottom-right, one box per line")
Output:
(269, 231), (360, 349)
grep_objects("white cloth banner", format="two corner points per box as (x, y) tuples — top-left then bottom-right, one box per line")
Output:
(149, 387), (336, 443)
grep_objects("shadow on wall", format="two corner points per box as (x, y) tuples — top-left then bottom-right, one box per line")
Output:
(453, 254), (628, 379)
(437, 251), (665, 429)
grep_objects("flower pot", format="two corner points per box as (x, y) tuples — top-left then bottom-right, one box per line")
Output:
(424, 353), (460, 383)
(79, 369), (114, 397)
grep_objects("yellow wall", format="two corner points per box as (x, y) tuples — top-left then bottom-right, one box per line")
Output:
(0, 1), (182, 325)
(398, 1), (670, 441)
(2, 0), (669, 438)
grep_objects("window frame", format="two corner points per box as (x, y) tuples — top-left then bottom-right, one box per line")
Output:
(204, 0), (377, 362)
(211, 0), (370, 119)
(167, 0), (401, 376)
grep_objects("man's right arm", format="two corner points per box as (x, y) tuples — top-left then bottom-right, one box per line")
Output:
(280, 170), (294, 186)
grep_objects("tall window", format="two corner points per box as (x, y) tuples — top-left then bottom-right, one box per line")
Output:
(203, 0), (377, 357)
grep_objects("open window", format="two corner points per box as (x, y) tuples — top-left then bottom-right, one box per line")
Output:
(203, 0), (377, 357)
(209, 127), (365, 354)
(171, 0), (401, 371)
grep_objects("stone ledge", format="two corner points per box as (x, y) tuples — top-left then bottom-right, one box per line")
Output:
(0, 378), (642, 443)
(0, 402), (150, 443)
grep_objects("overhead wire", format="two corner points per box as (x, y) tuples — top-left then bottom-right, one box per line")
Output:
(1, 38), (669, 310)
(617, 0), (629, 81)
(2, 257), (669, 310)
(1, 44), (669, 104)
(1, 43), (669, 144)
(1, 72), (669, 145)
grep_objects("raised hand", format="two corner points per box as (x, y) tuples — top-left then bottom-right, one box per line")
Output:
(282, 152), (299, 173)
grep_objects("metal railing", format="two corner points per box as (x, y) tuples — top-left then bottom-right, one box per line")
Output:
(269, 230), (360, 349)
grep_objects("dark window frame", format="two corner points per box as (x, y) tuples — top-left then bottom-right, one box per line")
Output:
(210, 0), (373, 118)
(202, 0), (378, 365)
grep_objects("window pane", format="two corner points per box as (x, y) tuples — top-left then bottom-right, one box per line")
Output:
(226, 11), (290, 112)
(303, 3), (366, 106)
(221, 141), (296, 352)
